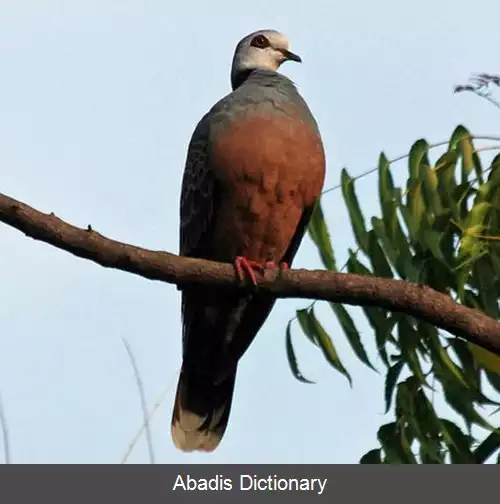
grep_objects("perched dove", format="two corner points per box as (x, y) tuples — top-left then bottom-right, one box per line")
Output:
(172, 29), (326, 452)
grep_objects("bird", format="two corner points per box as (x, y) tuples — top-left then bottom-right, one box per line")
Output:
(172, 29), (326, 452)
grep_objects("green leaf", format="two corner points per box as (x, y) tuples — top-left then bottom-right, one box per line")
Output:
(369, 307), (393, 368)
(453, 182), (476, 218)
(473, 431), (500, 463)
(408, 384), (445, 463)
(378, 152), (396, 230)
(441, 383), (494, 431)
(473, 259), (500, 319)
(285, 321), (315, 384)
(329, 303), (376, 371)
(375, 316), (395, 368)
(485, 369), (500, 395)
(370, 217), (399, 266)
(345, 251), (394, 368)
(420, 227), (448, 264)
(384, 360), (405, 413)
(394, 377), (417, 418)
(457, 236), (487, 270)
(307, 200), (337, 270)
(430, 330), (495, 411)
(467, 341), (500, 378)
(478, 154), (500, 201)
(426, 331), (470, 390)
(296, 308), (318, 347)
(462, 201), (491, 232)
(378, 152), (394, 199)
(472, 149), (484, 184)
(440, 419), (475, 463)
(459, 136), (475, 184)
(346, 249), (372, 276)
(449, 338), (481, 392)
(435, 149), (459, 173)
(421, 164), (443, 215)
(308, 307), (352, 386)
(341, 168), (369, 253)
(377, 422), (417, 464)
(407, 179), (426, 239)
(359, 449), (382, 464)
(455, 201), (491, 278)
(408, 139), (429, 180)
(371, 217), (419, 282)
(448, 124), (472, 150)
(419, 445), (445, 464)
(477, 170), (500, 204)
(367, 230), (394, 278)
(436, 150), (459, 214)
(397, 318), (427, 386)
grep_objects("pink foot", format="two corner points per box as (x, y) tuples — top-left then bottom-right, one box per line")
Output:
(234, 257), (265, 285)
(234, 258), (289, 285)
(264, 260), (278, 270)
(263, 261), (289, 271)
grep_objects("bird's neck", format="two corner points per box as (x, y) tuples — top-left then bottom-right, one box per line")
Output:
(231, 68), (254, 90)
(231, 68), (294, 91)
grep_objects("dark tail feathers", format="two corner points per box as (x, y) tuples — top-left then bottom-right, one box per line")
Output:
(171, 366), (237, 452)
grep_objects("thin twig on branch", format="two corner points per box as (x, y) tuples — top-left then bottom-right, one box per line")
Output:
(0, 192), (499, 354)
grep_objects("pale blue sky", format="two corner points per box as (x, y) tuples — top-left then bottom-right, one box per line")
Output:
(0, 0), (499, 463)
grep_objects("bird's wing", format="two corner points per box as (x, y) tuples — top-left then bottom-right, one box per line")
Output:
(174, 119), (241, 452)
(179, 119), (225, 360)
(179, 121), (217, 260)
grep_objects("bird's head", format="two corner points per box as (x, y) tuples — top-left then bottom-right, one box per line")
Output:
(230, 29), (301, 88)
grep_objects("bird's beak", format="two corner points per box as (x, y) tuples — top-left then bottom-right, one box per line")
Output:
(280, 49), (302, 63)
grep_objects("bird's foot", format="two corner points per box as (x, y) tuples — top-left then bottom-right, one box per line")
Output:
(234, 258), (290, 285)
(263, 260), (289, 271)
(234, 257), (265, 286)
(270, 261), (289, 278)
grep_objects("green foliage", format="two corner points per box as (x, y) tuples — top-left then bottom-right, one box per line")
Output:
(286, 125), (500, 463)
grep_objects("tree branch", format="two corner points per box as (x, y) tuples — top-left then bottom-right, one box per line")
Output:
(1, 192), (499, 354)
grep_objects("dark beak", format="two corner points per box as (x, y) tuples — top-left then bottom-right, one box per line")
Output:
(280, 49), (302, 63)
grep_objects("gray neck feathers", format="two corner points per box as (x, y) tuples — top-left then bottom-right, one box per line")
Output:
(232, 68), (297, 93)
(206, 68), (320, 136)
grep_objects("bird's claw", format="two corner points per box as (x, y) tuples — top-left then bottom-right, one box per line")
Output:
(234, 257), (263, 285)
(234, 257), (289, 285)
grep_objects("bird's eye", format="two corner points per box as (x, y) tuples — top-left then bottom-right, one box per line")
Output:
(250, 35), (270, 49)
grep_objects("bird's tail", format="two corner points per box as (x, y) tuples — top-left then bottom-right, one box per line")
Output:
(171, 365), (237, 452)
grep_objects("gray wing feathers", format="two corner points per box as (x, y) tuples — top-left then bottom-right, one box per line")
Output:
(179, 120), (215, 258)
